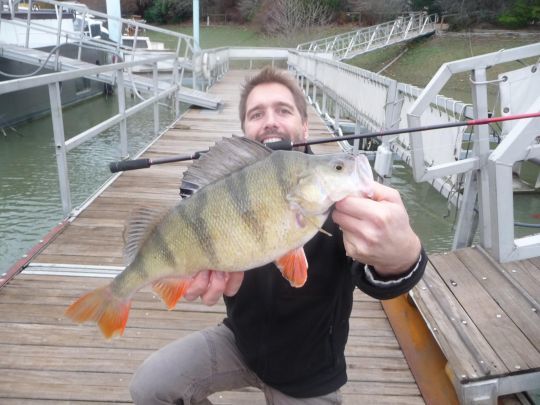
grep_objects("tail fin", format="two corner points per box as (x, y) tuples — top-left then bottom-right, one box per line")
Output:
(65, 285), (131, 339)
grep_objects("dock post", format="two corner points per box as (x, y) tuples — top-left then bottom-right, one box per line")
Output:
(153, 63), (159, 136)
(117, 69), (128, 159)
(48, 82), (72, 217)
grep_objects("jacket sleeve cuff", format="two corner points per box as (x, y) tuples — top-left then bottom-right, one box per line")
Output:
(353, 247), (427, 300)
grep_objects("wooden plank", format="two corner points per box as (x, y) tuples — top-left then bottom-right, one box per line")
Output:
(431, 251), (540, 372)
(455, 248), (540, 351)
(412, 262), (507, 380)
(501, 258), (540, 299)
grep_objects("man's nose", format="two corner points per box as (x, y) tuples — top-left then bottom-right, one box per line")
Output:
(263, 111), (278, 129)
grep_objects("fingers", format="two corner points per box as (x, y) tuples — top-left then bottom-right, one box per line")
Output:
(184, 270), (210, 301)
(370, 181), (402, 203)
(224, 272), (244, 297)
(184, 270), (244, 306)
(331, 184), (421, 276)
(200, 271), (228, 306)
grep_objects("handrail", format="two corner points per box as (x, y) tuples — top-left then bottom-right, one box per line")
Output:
(0, 50), (183, 217)
(296, 12), (438, 60)
(406, 42), (540, 262)
(288, 47), (540, 263)
(1, 0), (195, 64)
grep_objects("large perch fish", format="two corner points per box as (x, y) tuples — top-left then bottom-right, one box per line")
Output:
(65, 136), (374, 338)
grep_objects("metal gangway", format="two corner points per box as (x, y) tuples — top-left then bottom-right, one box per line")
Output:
(296, 12), (438, 61)
(0, 0), (220, 108)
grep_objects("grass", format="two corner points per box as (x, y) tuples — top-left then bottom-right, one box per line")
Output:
(348, 33), (540, 103)
(148, 23), (356, 49)
(149, 23), (539, 104)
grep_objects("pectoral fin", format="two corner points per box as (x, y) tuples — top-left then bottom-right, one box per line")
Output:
(152, 277), (192, 310)
(275, 247), (308, 288)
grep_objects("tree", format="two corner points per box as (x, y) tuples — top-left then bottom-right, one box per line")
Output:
(238, 0), (261, 21)
(259, 0), (334, 35)
(346, 0), (410, 24)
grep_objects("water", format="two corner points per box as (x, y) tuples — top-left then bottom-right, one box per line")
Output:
(1, 93), (540, 273)
(0, 92), (178, 273)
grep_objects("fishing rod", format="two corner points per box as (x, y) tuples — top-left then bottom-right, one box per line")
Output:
(109, 111), (540, 173)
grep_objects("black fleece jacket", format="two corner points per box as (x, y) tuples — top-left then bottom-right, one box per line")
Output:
(223, 216), (427, 398)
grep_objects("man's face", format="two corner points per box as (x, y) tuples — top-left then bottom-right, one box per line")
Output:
(243, 82), (308, 146)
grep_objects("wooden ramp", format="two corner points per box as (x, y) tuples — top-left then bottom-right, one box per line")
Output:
(0, 70), (423, 404)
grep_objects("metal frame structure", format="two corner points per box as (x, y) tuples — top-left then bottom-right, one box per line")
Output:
(407, 43), (540, 262)
(0, 0), (194, 65)
(288, 45), (540, 263)
(296, 12), (438, 61)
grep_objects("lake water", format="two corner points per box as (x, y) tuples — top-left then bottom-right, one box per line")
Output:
(1, 91), (539, 273)
(0, 92), (177, 273)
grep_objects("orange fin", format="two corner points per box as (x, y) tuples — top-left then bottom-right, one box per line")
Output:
(152, 278), (191, 310)
(65, 285), (131, 339)
(275, 247), (308, 288)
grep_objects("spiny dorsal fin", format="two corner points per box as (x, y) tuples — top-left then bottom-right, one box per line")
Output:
(180, 136), (272, 197)
(123, 206), (168, 265)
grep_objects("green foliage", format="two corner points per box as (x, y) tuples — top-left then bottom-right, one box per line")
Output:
(321, 0), (343, 11)
(409, 0), (440, 13)
(497, 0), (540, 28)
(144, 0), (192, 24)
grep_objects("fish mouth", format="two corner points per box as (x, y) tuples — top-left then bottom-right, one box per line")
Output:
(352, 153), (374, 197)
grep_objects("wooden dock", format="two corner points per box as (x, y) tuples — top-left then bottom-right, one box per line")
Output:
(0, 70), (424, 404)
(411, 246), (540, 403)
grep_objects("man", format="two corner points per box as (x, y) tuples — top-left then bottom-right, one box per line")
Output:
(130, 67), (426, 404)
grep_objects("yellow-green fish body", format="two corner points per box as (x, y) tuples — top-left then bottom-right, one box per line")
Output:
(66, 137), (373, 338)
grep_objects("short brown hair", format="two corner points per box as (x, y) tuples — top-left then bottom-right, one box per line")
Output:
(239, 67), (308, 131)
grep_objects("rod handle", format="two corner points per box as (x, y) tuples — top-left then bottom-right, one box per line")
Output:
(266, 140), (293, 151)
(109, 158), (151, 173)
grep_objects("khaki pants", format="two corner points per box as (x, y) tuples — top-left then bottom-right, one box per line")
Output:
(129, 323), (342, 405)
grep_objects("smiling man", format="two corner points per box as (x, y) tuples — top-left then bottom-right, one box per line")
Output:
(130, 67), (427, 405)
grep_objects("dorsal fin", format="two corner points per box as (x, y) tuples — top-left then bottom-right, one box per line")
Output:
(123, 206), (168, 265)
(180, 136), (272, 197)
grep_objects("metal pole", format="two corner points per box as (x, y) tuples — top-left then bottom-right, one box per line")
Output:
(117, 69), (128, 159)
(48, 82), (72, 217)
(25, 0), (32, 48)
(153, 63), (159, 136)
(193, 0), (200, 51)
(55, 3), (63, 71)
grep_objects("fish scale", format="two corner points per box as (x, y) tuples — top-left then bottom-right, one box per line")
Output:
(65, 137), (374, 338)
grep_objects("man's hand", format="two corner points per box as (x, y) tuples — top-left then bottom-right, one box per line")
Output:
(332, 181), (421, 277)
(184, 270), (244, 306)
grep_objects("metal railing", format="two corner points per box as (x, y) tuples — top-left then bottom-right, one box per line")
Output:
(288, 50), (472, 201)
(0, 55), (184, 217)
(0, 0), (194, 67)
(194, 47), (289, 89)
(296, 12), (438, 61)
(407, 43), (540, 262)
(289, 46), (540, 262)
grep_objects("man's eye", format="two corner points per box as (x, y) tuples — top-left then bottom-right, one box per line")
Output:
(250, 112), (262, 120)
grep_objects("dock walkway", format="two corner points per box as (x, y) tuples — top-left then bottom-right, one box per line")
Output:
(0, 70), (423, 404)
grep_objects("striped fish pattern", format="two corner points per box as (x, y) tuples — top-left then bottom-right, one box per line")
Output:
(65, 137), (374, 338)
